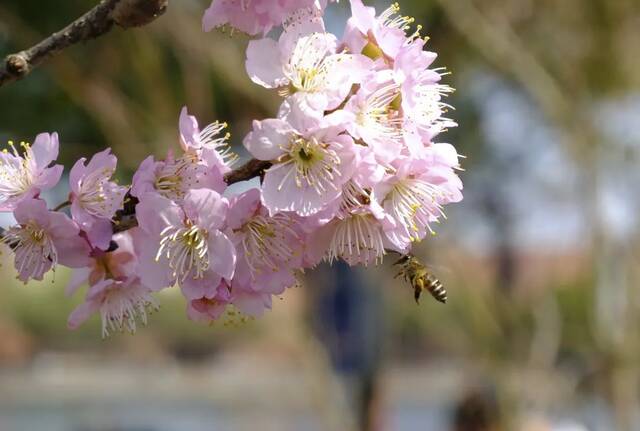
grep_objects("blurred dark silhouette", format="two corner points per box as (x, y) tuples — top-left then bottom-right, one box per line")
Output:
(452, 388), (501, 431)
(308, 261), (385, 431)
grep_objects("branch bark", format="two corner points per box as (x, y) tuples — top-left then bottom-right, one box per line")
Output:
(0, 0), (168, 87)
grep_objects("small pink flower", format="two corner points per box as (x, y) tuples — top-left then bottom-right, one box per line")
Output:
(67, 230), (157, 337)
(311, 211), (391, 267)
(187, 281), (232, 322)
(2, 198), (90, 282)
(179, 106), (236, 173)
(225, 189), (303, 310)
(66, 230), (139, 296)
(203, 0), (325, 36)
(343, 0), (418, 60)
(395, 41), (456, 142)
(246, 30), (371, 113)
(69, 148), (127, 249)
(0, 133), (63, 211)
(373, 147), (463, 251)
(131, 150), (226, 204)
(244, 118), (357, 216)
(338, 71), (405, 163)
(68, 279), (158, 337)
(136, 189), (236, 299)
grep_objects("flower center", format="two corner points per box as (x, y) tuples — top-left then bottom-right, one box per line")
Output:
(275, 137), (341, 196)
(99, 281), (158, 338)
(2, 221), (57, 279)
(386, 179), (446, 239)
(0, 141), (35, 202)
(241, 214), (298, 276)
(154, 154), (202, 202)
(285, 33), (336, 94)
(355, 83), (403, 142)
(379, 3), (422, 41)
(156, 221), (209, 282)
(78, 167), (119, 218)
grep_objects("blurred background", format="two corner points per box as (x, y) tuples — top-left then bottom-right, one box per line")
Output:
(0, 0), (639, 430)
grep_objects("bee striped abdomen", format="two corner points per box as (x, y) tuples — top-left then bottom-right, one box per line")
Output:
(426, 275), (447, 304)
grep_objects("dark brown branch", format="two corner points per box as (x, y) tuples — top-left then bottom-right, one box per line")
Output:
(224, 159), (272, 185)
(0, 0), (168, 87)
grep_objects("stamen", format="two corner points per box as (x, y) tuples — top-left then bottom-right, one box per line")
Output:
(0, 140), (35, 204)
(1, 221), (57, 280)
(327, 214), (386, 266)
(241, 213), (299, 277)
(386, 179), (448, 240)
(271, 136), (341, 196)
(156, 221), (210, 282)
(355, 83), (404, 144)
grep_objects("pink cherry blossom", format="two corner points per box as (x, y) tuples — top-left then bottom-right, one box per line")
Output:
(67, 230), (157, 337)
(136, 189), (236, 299)
(67, 278), (157, 337)
(312, 210), (391, 267)
(244, 118), (357, 216)
(187, 281), (232, 322)
(343, 0), (419, 60)
(246, 30), (372, 113)
(338, 71), (405, 164)
(0, 133), (63, 211)
(179, 106), (236, 173)
(394, 41), (457, 142)
(203, 0), (327, 36)
(373, 146), (463, 251)
(131, 150), (225, 204)
(1, 198), (90, 282)
(69, 148), (127, 250)
(227, 189), (302, 274)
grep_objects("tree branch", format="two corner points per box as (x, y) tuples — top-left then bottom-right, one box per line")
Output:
(0, 0), (168, 87)
(224, 158), (272, 186)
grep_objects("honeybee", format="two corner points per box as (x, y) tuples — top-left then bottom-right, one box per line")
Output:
(394, 254), (447, 304)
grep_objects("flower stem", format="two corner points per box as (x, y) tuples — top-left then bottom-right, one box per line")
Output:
(53, 200), (71, 212)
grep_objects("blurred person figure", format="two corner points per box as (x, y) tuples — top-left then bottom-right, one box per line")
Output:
(452, 387), (501, 431)
(308, 261), (385, 431)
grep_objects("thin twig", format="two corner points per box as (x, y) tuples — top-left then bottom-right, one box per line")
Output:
(224, 159), (272, 185)
(53, 200), (71, 212)
(0, 0), (168, 87)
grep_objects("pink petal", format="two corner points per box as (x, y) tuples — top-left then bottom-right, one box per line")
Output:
(138, 239), (173, 291)
(37, 164), (63, 191)
(66, 267), (91, 297)
(180, 272), (222, 301)
(246, 38), (286, 89)
(207, 230), (236, 281)
(54, 235), (92, 268)
(68, 157), (87, 196)
(243, 119), (292, 161)
(136, 192), (183, 237)
(13, 198), (49, 226)
(67, 299), (100, 330)
(86, 218), (113, 250)
(31, 132), (59, 169)
(131, 156), (161, 198)
(183, 189), (228, 231)
(179, 106), (201, 152)
(226, 188), (261, 230)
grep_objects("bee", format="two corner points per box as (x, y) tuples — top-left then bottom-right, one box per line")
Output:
(394, 254), (447, 304)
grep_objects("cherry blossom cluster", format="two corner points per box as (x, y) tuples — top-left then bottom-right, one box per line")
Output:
(0, 0), (462, 337)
